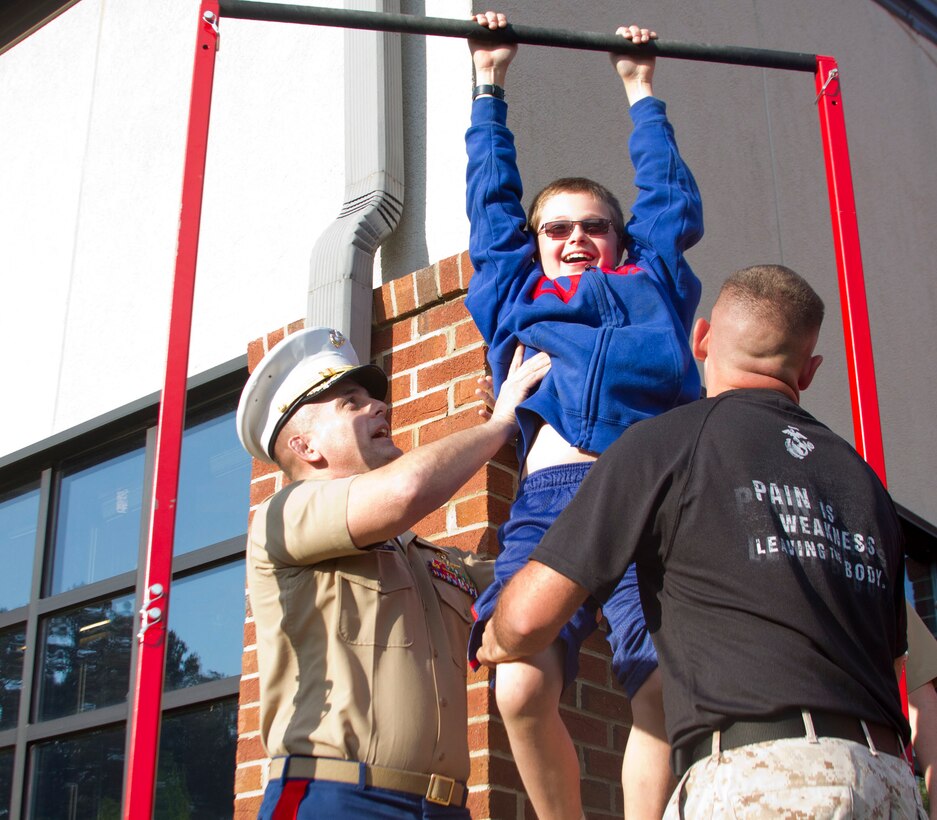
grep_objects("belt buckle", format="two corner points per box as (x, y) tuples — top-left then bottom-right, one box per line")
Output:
(426, 773), (455, 806)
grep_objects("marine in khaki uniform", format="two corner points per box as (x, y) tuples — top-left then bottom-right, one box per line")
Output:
(236, 327), (549, 819)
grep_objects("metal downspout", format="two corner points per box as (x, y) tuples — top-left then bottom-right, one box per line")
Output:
(307, 0), (404, 357)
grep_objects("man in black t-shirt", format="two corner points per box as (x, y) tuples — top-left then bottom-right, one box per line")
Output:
(477, 265), (924, 818)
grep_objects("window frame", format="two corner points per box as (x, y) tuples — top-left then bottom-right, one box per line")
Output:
(0, 0), (81, 57)
(0, 356), (248, 819)
(872, 0), (937, 44)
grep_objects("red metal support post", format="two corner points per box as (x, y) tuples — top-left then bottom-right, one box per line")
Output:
(814, 56), (908, 715)
(814, 55), (887, 485)
(123, 2), (220, 817)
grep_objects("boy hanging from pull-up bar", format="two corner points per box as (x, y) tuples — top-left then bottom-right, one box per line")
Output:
(464, 12), (703, 819)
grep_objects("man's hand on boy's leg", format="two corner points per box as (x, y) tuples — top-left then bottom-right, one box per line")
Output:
(611, 24), (658, 106)
(469, 11), (517, 87)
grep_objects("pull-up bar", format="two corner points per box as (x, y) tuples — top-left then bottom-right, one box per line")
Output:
(218, 0), (819, 73)
(124, 4), (885, 817)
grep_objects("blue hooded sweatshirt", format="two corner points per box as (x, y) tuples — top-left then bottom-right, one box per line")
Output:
(465, 95), (703, 466)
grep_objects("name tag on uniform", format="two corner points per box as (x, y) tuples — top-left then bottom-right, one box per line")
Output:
(427, 554), (478, 599)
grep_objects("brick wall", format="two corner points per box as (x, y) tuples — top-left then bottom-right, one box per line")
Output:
(234, 252), (633, 819)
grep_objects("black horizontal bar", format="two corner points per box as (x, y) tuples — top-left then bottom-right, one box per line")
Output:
(217, 1), (818, 73)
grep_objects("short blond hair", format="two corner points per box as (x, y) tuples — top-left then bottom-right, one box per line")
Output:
(527, 177), (626, 259)
(718, 265), (825, 339)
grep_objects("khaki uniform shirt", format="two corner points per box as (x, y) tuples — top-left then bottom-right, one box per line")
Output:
(247, 476), (493, 782)
(906, 602), (937, 692)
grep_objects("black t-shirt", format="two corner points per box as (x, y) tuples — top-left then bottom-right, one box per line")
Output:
(533, 389), (908, 752)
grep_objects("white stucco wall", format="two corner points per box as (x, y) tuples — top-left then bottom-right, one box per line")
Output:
(0, 0), (471, 460)
(2, 0), (936, 524)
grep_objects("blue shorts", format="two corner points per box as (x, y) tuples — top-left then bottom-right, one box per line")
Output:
(467, 462), (657, 696)
(602, 562), (659, 698)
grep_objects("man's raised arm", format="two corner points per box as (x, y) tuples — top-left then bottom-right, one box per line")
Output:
(476, 560), (588, 666)
(347, 347), (549, 546)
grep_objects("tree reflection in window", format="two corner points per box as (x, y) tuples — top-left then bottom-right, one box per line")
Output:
(0, 747), (11, 820)
(38, 564), (246, 720)
(30, 726), (124, 819)
(38, 596), (135, 721)
(156, 699), (238, 819)
(0, 625), (26, 730)
(164, 561), (245, 692)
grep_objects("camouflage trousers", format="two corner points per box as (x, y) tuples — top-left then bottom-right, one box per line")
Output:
(664, 736), (926, 819)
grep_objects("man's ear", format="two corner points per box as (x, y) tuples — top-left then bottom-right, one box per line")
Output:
(286, 433), (325, 467)
(691, 317), (711, 362)
(797, 354), (823, 393)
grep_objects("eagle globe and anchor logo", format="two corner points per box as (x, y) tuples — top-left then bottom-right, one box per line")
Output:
(782, 425), (815, 460)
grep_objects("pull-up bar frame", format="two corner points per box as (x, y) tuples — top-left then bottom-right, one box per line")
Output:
(123, 5), (885, 818)
(220, 1), (820, 71)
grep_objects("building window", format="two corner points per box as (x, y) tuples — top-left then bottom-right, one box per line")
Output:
(0, 362), (249, 819)
(29, 726), (125, 819)
(37, 593), (135, 722)
(156, 698), (239, 818)
(49, 445), (146, 596)
(174, 412), (254, 557)
(0, 486), (39, 612)
(0, 748), (11, 820)
(165, 562), (246, 692)
(0, 626), (25, 732)
(903, 504), (937, 634)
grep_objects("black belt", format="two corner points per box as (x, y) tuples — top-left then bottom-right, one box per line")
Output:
(268, 756), (467, 807)
(673, 710), (904, 777)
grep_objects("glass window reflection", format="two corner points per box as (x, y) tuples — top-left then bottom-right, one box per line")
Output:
(37, 594), (134, 722)
(174, 411), (251, 556)
(165, 561), (245, 691)
(30, 726), (124, 819)
(0, 625), (26, 731)
(0, 747), (11, 820)
(907, 556), (937, 634)
(0, 486), (39, 612)
(156, 699), (237, 818)
(50, 448), (145, 594)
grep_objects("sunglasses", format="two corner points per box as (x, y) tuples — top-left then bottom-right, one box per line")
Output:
(537, 218), (613, 240)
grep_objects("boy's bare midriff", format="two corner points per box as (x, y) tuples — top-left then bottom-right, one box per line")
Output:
(522, 422), (598, 478)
